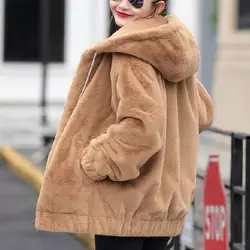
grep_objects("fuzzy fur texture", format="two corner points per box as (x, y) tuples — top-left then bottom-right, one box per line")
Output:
(35, 15), (214, 237)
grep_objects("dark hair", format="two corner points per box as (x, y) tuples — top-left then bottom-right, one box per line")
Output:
(109, 1), (167, 36)
(109, 16), (120, 36)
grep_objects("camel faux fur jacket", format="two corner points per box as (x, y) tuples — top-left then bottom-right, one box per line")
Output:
(36, 15), (214, 237)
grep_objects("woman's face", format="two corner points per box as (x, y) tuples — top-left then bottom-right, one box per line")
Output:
(110, 0), (157, 27)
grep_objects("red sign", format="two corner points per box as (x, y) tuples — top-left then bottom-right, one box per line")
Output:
(203, 155), (228, 250)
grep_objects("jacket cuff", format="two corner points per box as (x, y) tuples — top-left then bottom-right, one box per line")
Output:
(80, 145), (114, 181)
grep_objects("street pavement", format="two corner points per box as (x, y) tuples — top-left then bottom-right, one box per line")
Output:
(0, 157), (87, 250)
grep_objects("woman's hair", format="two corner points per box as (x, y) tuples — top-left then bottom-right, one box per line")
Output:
(109, 15), (121, 36)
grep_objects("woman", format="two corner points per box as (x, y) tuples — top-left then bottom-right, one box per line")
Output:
(36, 0), (214, 249)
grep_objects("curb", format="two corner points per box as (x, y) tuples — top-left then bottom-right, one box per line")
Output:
(0, 146), (95, 250)
(0, 147), (43, 193)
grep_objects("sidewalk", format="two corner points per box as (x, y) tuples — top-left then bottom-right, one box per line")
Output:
(0, 105), (61, 148)
(0, 158), (86, 250)
(198, 130), (231, 183)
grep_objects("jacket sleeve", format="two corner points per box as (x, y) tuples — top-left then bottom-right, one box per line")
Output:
(81, 54), (165, 182)
(197, 79), (214, 133)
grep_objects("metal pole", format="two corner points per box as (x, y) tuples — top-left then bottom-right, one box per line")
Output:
(245, 137), (250, 250)
(40, 0), (50, 128)
(230, 134), (243, 249)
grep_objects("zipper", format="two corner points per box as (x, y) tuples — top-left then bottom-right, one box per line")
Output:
(79, 51), (98, 99)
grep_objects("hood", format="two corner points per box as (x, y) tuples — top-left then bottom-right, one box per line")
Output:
(91, 15), (200, 83)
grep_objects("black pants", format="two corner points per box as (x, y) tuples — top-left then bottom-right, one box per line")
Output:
(95, 235), (174, 250)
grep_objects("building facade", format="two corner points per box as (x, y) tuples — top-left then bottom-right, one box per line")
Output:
(213, 0), (250, 133)
(0, 0), (108, 104)
(0, 0), (215, 105)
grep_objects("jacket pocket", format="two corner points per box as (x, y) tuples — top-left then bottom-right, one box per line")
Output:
(94, 179), (123, 218)
(79, 146), (95, 185)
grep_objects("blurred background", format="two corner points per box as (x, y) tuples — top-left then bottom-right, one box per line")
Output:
(0, 0), (249, 249)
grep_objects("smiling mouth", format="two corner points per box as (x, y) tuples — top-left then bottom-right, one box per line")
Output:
(116, 10), (133, 18)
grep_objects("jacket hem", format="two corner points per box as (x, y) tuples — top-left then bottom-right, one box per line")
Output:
(36, 210), (184, 237)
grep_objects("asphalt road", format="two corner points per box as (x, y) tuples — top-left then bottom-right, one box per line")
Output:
(0, 158), (86, 250)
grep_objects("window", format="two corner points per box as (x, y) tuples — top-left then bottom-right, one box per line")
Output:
(3, 0), (65, 62)
(238, 0), (250, 29)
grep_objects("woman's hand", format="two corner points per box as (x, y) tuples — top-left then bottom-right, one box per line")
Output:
(80, 146), (109, 182)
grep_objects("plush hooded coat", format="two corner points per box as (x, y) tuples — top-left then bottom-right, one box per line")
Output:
(35, 15), (214, 237)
